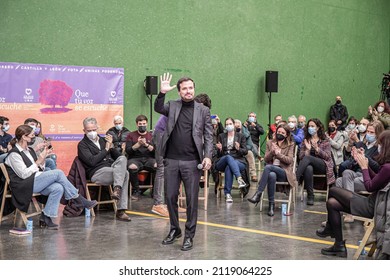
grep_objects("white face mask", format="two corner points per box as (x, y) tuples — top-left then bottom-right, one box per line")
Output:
(2, 124), (10, 132)
(358, 124), (366, 133)
(87, 131), (98, 140)
(288, 122), (295, 129)
(377, 106), (384, 113)
(226, 125), (234, 132)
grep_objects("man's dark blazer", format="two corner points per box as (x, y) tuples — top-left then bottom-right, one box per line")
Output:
(154, 93), (213, 161)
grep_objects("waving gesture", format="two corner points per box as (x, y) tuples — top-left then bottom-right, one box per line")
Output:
(160, 72), (177, 94)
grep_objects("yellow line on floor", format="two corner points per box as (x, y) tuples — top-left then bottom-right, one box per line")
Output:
(126, 210), (359, 249)
(304, 210), (328, 215)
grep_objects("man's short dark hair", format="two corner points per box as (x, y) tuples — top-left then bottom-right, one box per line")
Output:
(194, 93), (212, 109)
(0, 116), (8, 125)
(24, 118), (39, 125)
(177, 77), (195, 91)
(135, 115), (148, 123)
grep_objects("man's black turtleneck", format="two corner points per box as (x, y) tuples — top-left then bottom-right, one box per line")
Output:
(165, 99), (199, 161)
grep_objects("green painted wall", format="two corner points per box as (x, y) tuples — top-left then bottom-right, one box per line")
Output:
(1, 0), (389, 134)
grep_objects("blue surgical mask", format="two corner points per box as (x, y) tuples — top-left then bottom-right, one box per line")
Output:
(34, 127), (41, 135)
(115, 124), (123, 131)
(248, 117), (255, 123)
(226, 125), (234, 132)
(2, 124), (9, 132)
(348, 124), (356, 130)
(308, 127), (317, 136)
(365, 134), (376, 143)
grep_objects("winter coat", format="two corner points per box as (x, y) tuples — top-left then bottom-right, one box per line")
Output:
(374, 182), (390, 259)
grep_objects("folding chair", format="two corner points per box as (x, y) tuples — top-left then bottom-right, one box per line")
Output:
(260, 145), (298, 214)
(85, 181), (117, 217)
(129, 170), (154, 197)
(351, 215), (376, 259)
(0, 163), (42, 226)
(300, 174), (330, 202)
(179, 169), (209, 210)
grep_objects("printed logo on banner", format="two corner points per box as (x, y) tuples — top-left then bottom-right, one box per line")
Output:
(109, 90), (118, 104)
(24, 88), (34, 102)
(39, 79), (73, 113)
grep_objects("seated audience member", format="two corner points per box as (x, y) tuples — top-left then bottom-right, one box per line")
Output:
(24, 118), (56, 170)
(287, 115), (304, 146)
(125, 115), (156, 197)
(329, 96), (348, 131)
(0, 116), (12, 163)
(268, 114), (282, 140)
(340, 121), (384, 176)
(106, 115), (130, 155)
(356, 117), (369, 142)
(5, 125), (97, 230)
(77, 117), (131, 222)
(325, 120), (346, 171)
(336, 121), (384, 223)
(367, 100), (390, 130)
(298, 115), (306, 130)
(211, 114), (224, 145)
(247, 123), (297, 216)
(215, 117), (247, 203)
(235, 119), (257, 182)
(344, 116), (358, 134)
(296, 118), (335, 205)
(244, 112), (264, 156)
(316, 130), (390, 258)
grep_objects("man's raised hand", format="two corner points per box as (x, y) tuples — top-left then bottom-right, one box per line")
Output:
(160, 72), (176, 94)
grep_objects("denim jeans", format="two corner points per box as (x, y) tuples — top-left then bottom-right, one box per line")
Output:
(45, 157), (57, 171)
(215, 155), (246, 195)
(256, 164), (287, 202)
(34, 169), (79, 217)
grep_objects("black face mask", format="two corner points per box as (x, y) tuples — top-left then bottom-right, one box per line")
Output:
(328, 127), (336, 133)
(276, 134), (285, 141)
(336, 100), (341, 105)
(138, 126), (147, 133)
(27, 137), (36, 146)
(235, 128), (241, 133)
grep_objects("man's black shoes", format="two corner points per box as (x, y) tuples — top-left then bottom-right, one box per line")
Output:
(181, 237), (193, 251)
(162, 229), (182, 245)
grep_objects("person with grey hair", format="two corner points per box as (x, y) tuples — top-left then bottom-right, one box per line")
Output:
(298, 115), (306, 129)
(106, 115), (130, 155)
(77, 117), (131, 221)
(287, 115), (304, 146)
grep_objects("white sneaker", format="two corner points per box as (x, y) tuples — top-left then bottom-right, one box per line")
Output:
(225, 193), (233, 203)
(237, 177), (246, 188)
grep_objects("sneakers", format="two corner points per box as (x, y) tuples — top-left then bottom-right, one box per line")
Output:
(237, 177), (246, 188)
(343, 214), (354, 223)
(152, 204), (169, 217)
(225, 193), (233, 203)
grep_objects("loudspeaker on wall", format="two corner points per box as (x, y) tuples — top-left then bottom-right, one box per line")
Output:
(145, 76), (158, 95)
(265, 71), (278, 93)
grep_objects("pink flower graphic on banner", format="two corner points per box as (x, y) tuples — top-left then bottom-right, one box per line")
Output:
(38, 79), (73, 113)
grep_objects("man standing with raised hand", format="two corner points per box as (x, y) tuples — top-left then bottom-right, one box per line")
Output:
(154, 72), (213, 251)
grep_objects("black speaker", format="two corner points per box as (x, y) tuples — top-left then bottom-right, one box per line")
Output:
(145, 76), (158, 95)
(265, 71), (278, 93)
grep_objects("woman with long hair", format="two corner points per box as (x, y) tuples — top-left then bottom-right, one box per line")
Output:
(5, 125), (97, 230)
(295, 118), (335, 205)
(247, 123), (297, 216)
(316, 130), (390, 258)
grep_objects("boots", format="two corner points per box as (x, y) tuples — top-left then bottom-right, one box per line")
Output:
(267, 202), (275, 216)
(321, 240), (347, 258)
(73, 195), (98, 209)
(247, 191), (262, 206)
(39, 212), (59, 230)
(316, 222), (335, 238)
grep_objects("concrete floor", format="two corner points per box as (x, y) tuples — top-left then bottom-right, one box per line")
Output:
(0, 181), (374, 261)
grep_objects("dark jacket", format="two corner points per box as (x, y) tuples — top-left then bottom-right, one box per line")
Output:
(245, 121), (264, 147)
(374, 182), (390, 259)
(77, 135), (121, 180)
(330, 103), (348, 127)
(154, 93), (213, 161)
(214, 132), (248, 165)
(106, 126), (130, 153)
(5, 147), (37, 212)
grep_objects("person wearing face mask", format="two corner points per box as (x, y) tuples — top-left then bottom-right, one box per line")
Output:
(356, 117), (369, 142)
(368, 101), (390, 130)
(78, 117), (131, 222)
(329, 96), (349, 131)
(5, 125), (97, 230)
(296, 118), (335, 205)
(316, 130), (390, 258)
(215, 117), (248, 203)
(235, 119), (257, 184)
(297, 115), (306, 130)
(243, 112), (264, 157)
(287, 115), (304, 146)
(326, 120), (346, 172)
(23, 118), (56, 171)
(0, 116), (12, 163)
(335, 121), (384, 222)
(125, 114), (156, 199)
(268, 114), (282, 140)
(106, 115), (130, 155)
(248, 124), (297, 216)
